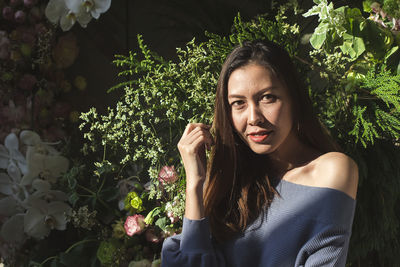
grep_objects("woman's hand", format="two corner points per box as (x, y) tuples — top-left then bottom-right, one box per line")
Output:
(178, 123), (213, 219)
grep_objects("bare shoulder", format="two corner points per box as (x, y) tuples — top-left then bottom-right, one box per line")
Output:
(311, 152), (359, 199)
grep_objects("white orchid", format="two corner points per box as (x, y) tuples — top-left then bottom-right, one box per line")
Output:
(20, 130), (60, 156)
(82, 0), (111, 19)
(24, 199), (71, 239)
(0, 164), (26, 217)
(0, 131), (72, 242)
(30, 179), (68, 202)
(45, 0), (91, 31)
(65, 0), (92, 28)
(0, 164), (23, 196)
(45, 0), (111, 31)
(0, 133), (27, 174)
(19, 130), (69, 186)
(20, 152), (69, 185)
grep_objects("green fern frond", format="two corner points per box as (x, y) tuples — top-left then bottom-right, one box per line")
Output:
(362, 69), (400, 111)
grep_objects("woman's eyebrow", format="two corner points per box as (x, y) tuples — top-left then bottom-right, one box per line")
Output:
(228, 87), (278, 99)
(228, 94), (246, 99)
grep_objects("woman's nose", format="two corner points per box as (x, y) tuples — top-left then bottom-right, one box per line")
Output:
(248, 104), (264, 125)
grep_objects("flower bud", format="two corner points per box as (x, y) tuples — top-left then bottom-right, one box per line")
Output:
(24, 0), (37, 8)
(14, 10), (26, 23)
(2, 6), (14, 20)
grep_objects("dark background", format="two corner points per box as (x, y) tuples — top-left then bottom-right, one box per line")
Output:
(67, 0), (363, 114)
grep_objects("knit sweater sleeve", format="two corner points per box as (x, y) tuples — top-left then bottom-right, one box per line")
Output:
(295, 224), (352, 267)
(292, 188), (356, 267)
(161, 217), (226, 267)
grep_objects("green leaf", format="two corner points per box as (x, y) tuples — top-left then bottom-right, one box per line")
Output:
(314, 22), (330, 34)
(99, 187), (119, 202)
(59, 244), (85, 266)
(155, 217), (168, 231)
(353, 36), (366, 57)
(69, 192), (80, 207)
(384, 46), (399, 69)
(303, 5), (321, 17)
(310, 31), (327, 49)
(144, 207), (161, 225)
(340, 34), (365, 58)
(68, 177), (77, 189)
(359, 20), (367, 31)
(341, 41), (356, 58)
(346, 7), (363, 19)
(397, 60), (400, 75)
(362, 0), (373, 12)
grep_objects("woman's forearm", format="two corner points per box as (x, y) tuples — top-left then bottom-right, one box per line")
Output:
(185, 181), (205, 220)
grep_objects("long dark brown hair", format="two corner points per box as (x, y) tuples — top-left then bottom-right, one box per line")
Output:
(204, 40), (341, 242)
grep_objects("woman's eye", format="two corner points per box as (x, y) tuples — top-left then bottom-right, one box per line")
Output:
(230, 100), (244, 107)
(261, 94), (276, 102)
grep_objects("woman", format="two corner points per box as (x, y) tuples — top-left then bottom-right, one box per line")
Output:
(161, 40), (358, 267)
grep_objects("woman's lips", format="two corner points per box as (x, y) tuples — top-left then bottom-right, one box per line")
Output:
(248, 131), (272, 143)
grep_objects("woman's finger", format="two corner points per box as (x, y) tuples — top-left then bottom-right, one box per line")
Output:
(182, 123), (211, 137)
(181, 127), (213, 148)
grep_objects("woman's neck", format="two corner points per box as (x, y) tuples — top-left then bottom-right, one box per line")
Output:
(267, 130), (321, 179)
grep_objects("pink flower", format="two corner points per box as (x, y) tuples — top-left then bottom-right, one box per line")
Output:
(2, 6), (14, 21)
(167, 211), (179, 224)
(24, 0), (37, 8)
(158, 166), (178, 185)
(14, 10), (26, 23)
(18, 74), (37, 91)
(124, 215), (146, 236)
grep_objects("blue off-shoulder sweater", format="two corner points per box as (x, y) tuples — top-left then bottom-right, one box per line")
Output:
(161, 179), (356, 267)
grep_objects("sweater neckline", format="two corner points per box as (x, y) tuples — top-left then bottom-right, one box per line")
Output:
(278, 178), (356, 202)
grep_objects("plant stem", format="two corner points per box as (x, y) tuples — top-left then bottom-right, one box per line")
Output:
(97, 175), (106, 194)
(65, 239), (98, 253)
(77, 184), (96, 195)
(40, 256), (58, 266)
(102, 143), (106, 162)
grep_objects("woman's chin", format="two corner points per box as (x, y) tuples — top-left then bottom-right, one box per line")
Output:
(248, 143), (276, 155)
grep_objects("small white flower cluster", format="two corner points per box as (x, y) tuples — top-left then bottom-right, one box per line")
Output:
(0, 131), (70, 242)
(45, 0), (111, 31)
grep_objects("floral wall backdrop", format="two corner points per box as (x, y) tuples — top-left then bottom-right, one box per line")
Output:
(1, 0), (400, 266)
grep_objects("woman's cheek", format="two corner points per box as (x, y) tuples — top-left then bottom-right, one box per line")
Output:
(231, 111), (245, 130)
(263, 106), (281, 125)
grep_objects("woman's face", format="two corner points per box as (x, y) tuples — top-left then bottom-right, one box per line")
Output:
(227, 64), (295, 155)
